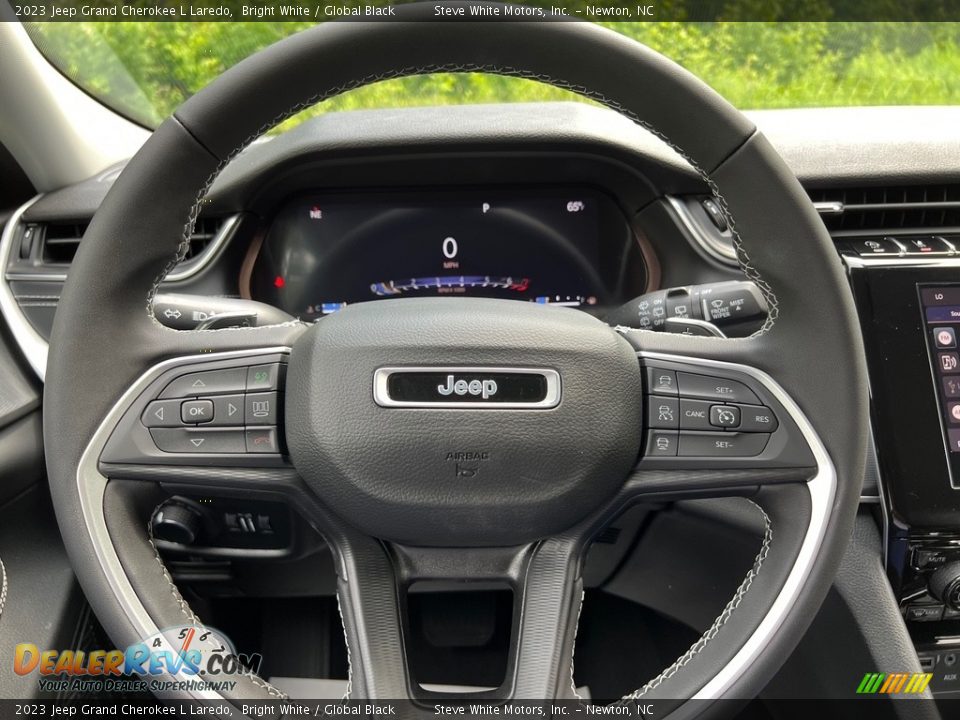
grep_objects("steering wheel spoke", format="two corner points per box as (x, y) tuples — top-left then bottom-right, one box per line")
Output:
(331, 532), (585, 703)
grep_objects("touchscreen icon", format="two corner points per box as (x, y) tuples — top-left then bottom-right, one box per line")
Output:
(944, 377), (960, 398)
(940, 353), (960, 373)
(949, 403), (960, 424)
(935, 327), (957, 349)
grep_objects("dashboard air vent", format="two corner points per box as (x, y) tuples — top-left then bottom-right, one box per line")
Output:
(810, 184), (960, 233)
(182, 217), (222, 261)
(28, 217), (226, 268)
(39, 221), (86, 265)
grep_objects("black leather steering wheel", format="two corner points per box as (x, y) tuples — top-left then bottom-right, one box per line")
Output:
(43, 6), (868, 714)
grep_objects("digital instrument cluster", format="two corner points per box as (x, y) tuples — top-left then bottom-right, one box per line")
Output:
(250, 191), (644, 321)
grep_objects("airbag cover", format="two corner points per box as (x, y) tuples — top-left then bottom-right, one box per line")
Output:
(286, 298), (642, 545)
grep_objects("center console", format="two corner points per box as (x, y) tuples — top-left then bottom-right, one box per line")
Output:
(843, 237), (960, 691)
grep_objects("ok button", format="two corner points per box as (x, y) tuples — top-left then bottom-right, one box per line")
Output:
(181, 399), (214, 424)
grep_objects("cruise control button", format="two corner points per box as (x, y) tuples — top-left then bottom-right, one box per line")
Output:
(646, 430), (678, 457)
(680, 399), (714, 430)
(646, 367), (678, 396)
(710, 405), (741, 428)
(647, 396), (679, 429)
(160, 368), (246, 399)
(211, 394), (245, 426)
(678, 431), (769, 457)
(676, 372), (760, 404)
(141, 400), (183, 428)
(181, 399), (214, 424)
(735, 405), (779, 432)
(247, 364), (282, 392)
(246, 427), (280, 454)
(246, 392), (278, 425)
(150, 428), (246, 453)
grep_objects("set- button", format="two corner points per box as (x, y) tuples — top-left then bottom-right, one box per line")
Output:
(643, 365), (778, 458)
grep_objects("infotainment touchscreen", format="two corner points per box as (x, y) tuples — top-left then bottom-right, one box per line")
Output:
(920, 286), (960, 472)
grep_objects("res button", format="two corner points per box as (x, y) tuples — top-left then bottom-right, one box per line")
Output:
(735, 404), (779, 432)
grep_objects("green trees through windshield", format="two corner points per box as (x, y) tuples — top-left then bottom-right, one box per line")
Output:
(26, 20), (960, 130)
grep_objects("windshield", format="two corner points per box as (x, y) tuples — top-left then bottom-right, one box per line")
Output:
(25, 21), (960, 130)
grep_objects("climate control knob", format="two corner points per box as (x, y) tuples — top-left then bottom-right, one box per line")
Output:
(929, 562), (960, 610)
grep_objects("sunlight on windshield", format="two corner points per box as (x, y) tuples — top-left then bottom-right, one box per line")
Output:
(25, 21), (960, 130)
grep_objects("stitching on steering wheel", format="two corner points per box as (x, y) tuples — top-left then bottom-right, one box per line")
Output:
(613, 500), (772, 702)
(0, 556), (7, 621)
(146, 505), (288, 699)
(335, 593), (354, 700)
(568, 589), (586, 701)
(148, 63), (779, 336)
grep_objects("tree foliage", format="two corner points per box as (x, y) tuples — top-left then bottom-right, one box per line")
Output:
(26, 20), (960, 132)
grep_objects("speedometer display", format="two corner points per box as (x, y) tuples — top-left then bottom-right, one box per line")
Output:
(251, 190), (641, 321)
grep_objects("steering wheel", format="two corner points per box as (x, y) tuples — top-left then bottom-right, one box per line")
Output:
(43, 7), (868, 714)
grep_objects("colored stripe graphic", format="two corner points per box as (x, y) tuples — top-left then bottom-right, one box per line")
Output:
(856, 672), (931, 694)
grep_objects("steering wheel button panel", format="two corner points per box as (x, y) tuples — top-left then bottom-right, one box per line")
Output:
(159, 367), (247, 398)
(676, 371), (760, 404)
(103, 352), (289, 466)
(640, 358), (810, 468)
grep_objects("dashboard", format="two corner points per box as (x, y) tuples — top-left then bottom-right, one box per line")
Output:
(249, 190), (644, 320)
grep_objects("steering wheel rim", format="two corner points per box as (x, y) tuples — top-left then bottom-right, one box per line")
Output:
(43, 5), (868, 713)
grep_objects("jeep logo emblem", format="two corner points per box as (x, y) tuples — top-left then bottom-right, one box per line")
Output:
(373, 367), (561, 409)
(437, 375), (498, 400)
